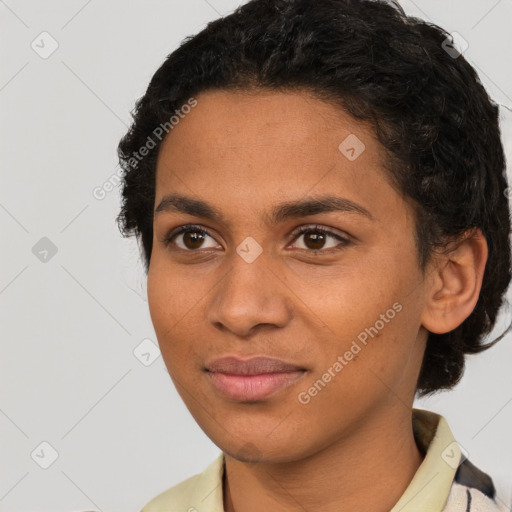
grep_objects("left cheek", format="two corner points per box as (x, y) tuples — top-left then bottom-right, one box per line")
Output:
(321, 292), (407, 360)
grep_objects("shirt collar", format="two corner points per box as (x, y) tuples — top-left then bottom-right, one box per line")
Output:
(390, 408), (460, 512)
(143, 408), (460, 512)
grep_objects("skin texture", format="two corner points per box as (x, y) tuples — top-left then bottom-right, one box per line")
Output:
(147, 90), (488, 512)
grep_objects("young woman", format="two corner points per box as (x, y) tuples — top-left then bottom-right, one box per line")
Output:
(116, 1), (511, 510)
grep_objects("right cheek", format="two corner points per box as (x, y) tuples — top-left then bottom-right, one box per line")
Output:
(146, 288), (161, 328)
(147, 270), (172, 313)
(147, 290), (175, 345)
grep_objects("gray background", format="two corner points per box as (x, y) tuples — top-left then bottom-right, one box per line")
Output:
(1, 0), (511, 510)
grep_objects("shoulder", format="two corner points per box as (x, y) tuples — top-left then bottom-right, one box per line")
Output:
(444, 482), (508, 512)
(141, 473), (202, 512)
(443, 458), (508, 512)
(140, 454), (225, 512)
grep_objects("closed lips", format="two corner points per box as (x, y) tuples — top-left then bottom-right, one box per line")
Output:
(206, 356), (306, 375)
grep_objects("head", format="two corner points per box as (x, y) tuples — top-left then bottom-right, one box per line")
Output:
(117, 0), (511, 461)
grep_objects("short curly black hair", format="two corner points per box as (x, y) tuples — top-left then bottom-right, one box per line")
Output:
(116, 0), (511, 396)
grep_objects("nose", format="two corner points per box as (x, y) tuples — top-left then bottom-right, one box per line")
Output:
(206, 249), (294, 337)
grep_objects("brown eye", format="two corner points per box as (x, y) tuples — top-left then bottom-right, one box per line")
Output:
(291, 226), (351, 253)
(302, 231), (328, 250)
(182, 231), (207, 250)
(163, 225), (219, 251)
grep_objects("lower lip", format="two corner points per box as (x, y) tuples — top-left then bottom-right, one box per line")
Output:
(206, 371), (306, 401)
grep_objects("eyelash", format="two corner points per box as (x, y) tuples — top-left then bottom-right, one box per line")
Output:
(162, 223), (351, 254)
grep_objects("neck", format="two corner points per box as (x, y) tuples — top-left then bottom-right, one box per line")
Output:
(223, 406), (424, 512)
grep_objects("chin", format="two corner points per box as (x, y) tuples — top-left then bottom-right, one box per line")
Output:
(216, 432), (314, 464)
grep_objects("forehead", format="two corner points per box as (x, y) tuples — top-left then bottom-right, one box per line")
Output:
(159, 89), (369, 152)
(154, 89), (403, 225)
(156, 89), (387, 177)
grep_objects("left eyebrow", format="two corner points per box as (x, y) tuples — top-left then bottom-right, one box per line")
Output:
(267, 195), (373, 224)
(154, 193), (373, 225)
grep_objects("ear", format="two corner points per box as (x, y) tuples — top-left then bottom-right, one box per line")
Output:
(421, 229), (488, 335)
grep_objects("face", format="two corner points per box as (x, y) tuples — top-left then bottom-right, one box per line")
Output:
(147, 89), (430, 463)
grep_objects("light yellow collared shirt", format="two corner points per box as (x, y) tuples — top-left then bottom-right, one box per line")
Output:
(141, 408), (502, 512)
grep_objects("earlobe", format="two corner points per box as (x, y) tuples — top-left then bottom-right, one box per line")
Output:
(421, 229), (488, 335)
